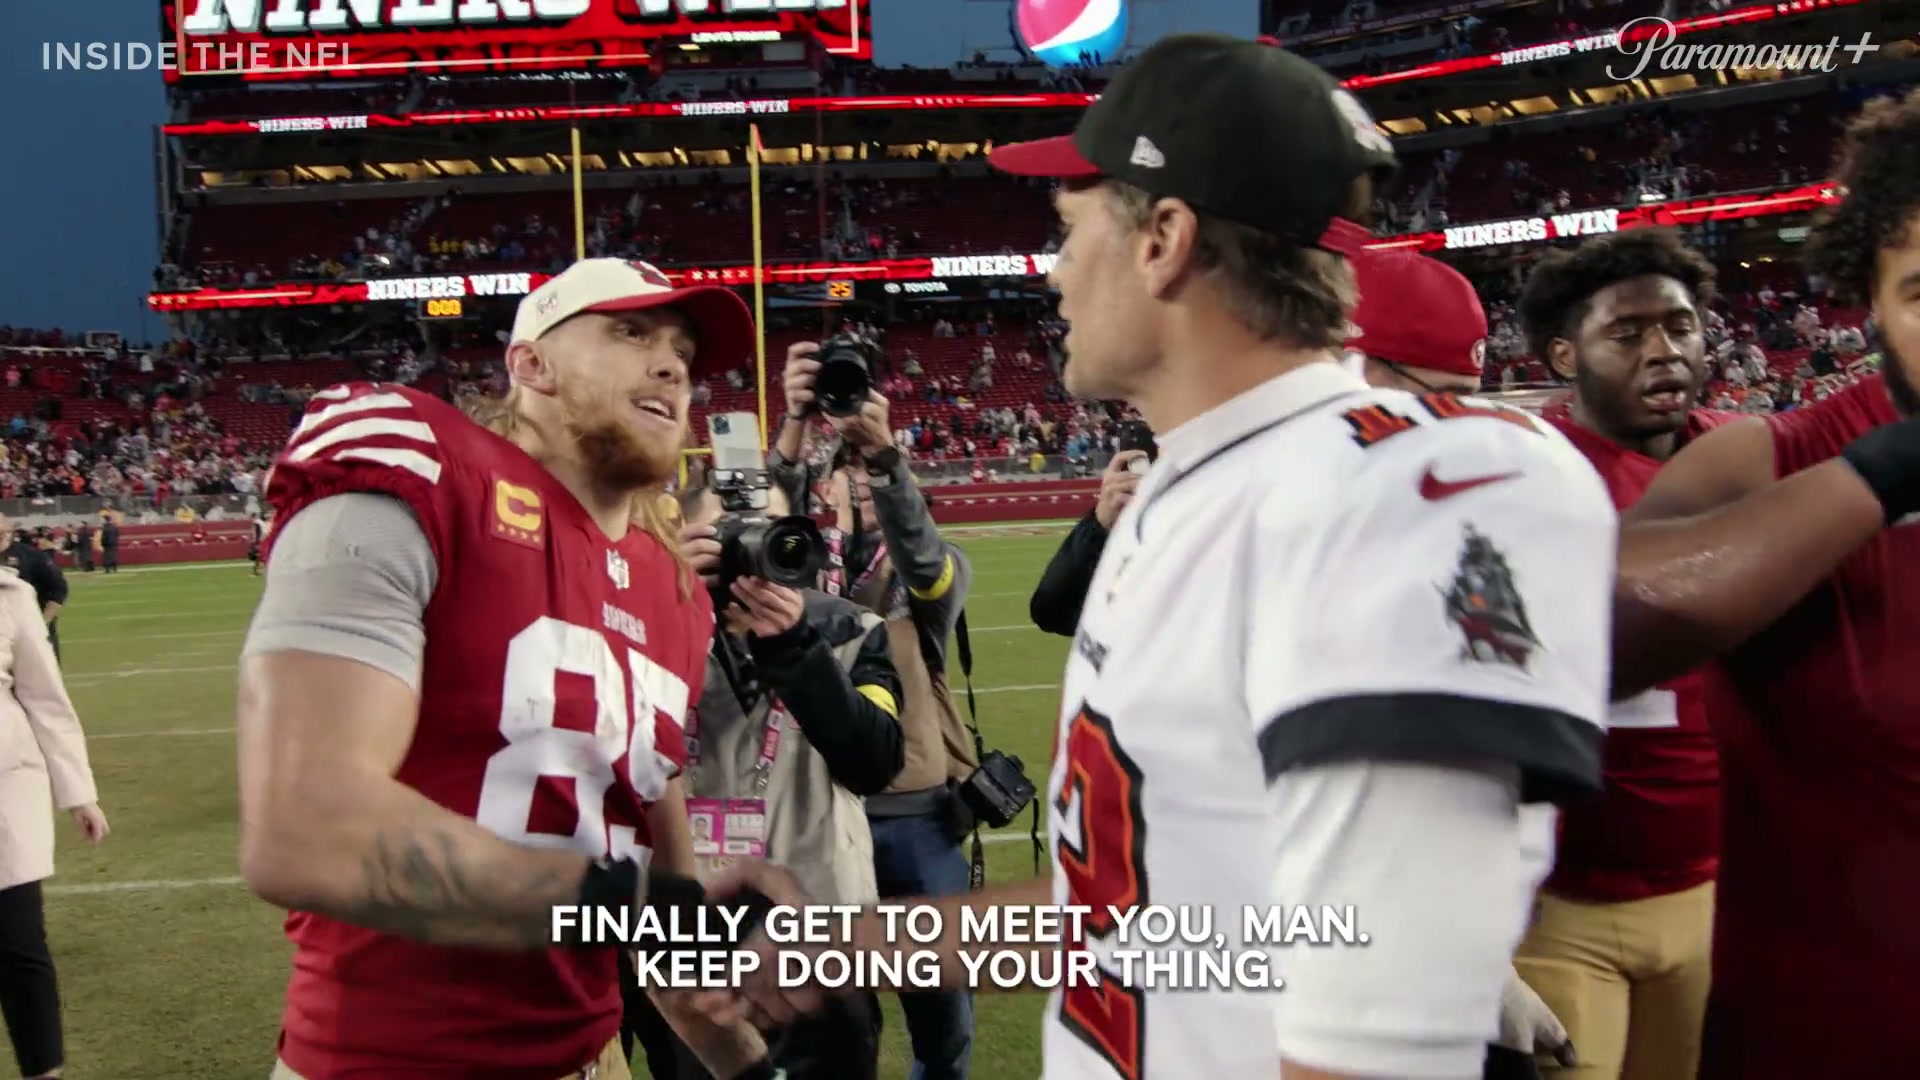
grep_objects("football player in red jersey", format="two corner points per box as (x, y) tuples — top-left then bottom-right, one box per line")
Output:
(1511, 231), (1726, 1080)
(1608, 89), (1920, 1077)
(238, 258), (774, 1080)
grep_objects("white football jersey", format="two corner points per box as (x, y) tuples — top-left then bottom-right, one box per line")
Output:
(1043, 362), (1615, 1080)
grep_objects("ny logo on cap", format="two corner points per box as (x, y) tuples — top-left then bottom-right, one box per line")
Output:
(1129, 137), (1165, 169)
(627, 261), (672, 289)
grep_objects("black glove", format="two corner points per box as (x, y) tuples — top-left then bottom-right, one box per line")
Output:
(937, 781), (979, 845)
(1840, 416), (1920, 524)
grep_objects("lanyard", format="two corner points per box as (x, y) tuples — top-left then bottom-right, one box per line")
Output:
(823, 528), (889, 601)
(687, 699), (786, 794)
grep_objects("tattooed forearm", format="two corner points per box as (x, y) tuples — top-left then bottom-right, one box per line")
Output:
(324, 827), (593, 949)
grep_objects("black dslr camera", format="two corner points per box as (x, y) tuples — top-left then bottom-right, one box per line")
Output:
(958, 751), (1037, 830)
(814, 333), (879, 418)
(708, 468), (828, 593)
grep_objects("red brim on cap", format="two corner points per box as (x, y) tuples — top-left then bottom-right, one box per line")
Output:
(988, 135), (1104, 179)
(585, 285), (756, 378)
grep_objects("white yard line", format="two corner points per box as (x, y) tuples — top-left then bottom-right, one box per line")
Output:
(68, 609), (258, 625)
(65, 664), (238, 684)
(63, 629), (246, 647)
(75, 561), (252, 576)
(49, 876), (246, 896)
(91, 728), (237, 741)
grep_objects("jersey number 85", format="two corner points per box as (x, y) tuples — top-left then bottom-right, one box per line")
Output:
(476, 616), (689, 861)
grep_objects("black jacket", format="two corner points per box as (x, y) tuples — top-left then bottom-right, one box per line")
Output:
(3, 541), (67, 612)
(1028, 510), (1111, 637)
(725, 592), (906, 796)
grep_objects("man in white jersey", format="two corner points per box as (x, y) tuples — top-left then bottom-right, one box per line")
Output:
(699, 35), (1615, 1080)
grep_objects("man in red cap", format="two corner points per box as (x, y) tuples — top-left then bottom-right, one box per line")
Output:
(1512, 231), (1726, 1080)
(236, 257), (775, 1080)
(1345, 249), (1490, 396)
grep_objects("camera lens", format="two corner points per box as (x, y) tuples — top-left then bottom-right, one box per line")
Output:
(769, 533), (809, 573)
(815, 346), (872, 418)
(749, 516), (827, 588)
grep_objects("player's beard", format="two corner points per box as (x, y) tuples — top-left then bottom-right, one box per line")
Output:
(1882, 337), (1920, 418)
(556, 376), (682, 492)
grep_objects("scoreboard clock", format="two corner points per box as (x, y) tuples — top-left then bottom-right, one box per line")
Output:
(419, 297), (467, 320)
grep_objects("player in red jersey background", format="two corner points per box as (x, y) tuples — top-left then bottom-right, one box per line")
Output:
(1344, 248), (1488, 397)
(1607, 88), (1920, 1077)
(1514, 231), (1727, 1080)
(238, 258), (772, 1080)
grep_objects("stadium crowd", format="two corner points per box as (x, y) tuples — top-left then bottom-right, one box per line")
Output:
(170, 85), (1834, 290)
(165, 36), (1854, 296)
(6, 256), (1878, 504)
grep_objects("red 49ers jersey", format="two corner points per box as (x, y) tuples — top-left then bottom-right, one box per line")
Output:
(263, 383), (712, 1080)
(1541, 408), (1728, 902)
(1700, 375), (1920, 1078)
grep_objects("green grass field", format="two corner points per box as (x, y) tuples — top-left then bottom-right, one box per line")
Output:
(34, 525), (1072, 1079)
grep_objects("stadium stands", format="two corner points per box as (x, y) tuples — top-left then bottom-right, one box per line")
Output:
(73, 0), (1916, 542)
(177, 172), (1059, 283)
(172, 83), (1842, 286)
(0, 244), (1874, 536)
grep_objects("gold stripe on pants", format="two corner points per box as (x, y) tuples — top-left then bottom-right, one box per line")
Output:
(1513, 881), (1713, 1080)
(271, 1036), (633, 1080)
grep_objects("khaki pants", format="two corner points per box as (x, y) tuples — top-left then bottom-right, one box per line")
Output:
(1514, 881), (1714, 1080)
(271, 1037), (632, 1080)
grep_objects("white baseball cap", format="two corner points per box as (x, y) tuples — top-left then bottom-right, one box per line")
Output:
(510, 258), (755, 376)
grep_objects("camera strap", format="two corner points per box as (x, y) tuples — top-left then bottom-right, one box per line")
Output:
(953, 610), (1045, 891)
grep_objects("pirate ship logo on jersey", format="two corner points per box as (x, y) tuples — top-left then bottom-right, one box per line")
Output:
(1440, 525), (1540, 670)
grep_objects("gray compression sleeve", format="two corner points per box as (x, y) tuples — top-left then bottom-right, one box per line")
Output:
(241, 492), (440, 693)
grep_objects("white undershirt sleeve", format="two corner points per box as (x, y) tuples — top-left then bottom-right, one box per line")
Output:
(1268, 758), (1549, 1079)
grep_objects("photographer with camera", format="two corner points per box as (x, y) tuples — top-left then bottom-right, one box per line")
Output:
(1028, 421), (1155, 636)
(654, 469), (905, 1080)
(770, 339), (996, 1080)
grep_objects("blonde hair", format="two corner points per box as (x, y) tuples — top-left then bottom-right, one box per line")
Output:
(1105, 177), (1373, 350)
(467, 386), (695, 599)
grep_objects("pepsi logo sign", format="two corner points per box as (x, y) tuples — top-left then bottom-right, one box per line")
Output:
(1015, 0), (1129, 70)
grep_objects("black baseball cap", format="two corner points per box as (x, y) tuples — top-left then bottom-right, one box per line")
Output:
(989, 34), (1397, 257)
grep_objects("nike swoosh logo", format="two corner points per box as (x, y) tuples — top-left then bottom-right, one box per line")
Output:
(1419, 467), (1520, 501)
